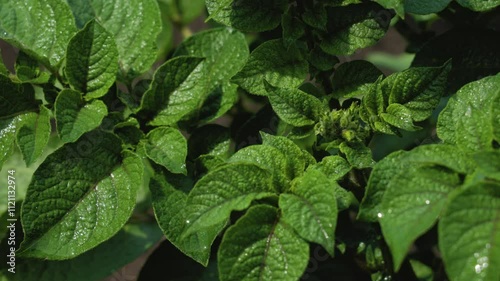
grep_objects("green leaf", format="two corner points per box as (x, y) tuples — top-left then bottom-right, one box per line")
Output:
(16, 106), (51, 166)
(437, 74), (500, 152)
(260, 132), (308, 179)
(358, 144), (475, 222)
(19, 131), (143, 259)
(14, 51), (50, 84)
(410, 260), (434, 281)
(195, 154), (227, 173)
(456, 0), (500, 11)
(280, 169), (337, 256)
(331, 60), (383, 99)
(118, 79), (150, 113)
(267, 85), (327, 127)
(205, 0), (287, 32)
(0, 118), (18, 167)
(361, 63), (450, 134)
(202, 82), (239, 123)
(183, 81), (239, 124)
(149, 166), (219, 266)
(380, 103), (421, 131)
(139, 56), (204, 123)
(147, 28), (248, 126)
(186, 162), (276, 223)
(0, 0), (77, 69)
(473, 151), (500, 181)
(10, 223), (162, 281)
(379, 165), (461, 270)
(218, 204), (309, 281)
(320, 3), (392, 56)
(188, 124), (232, 160)
(412, 28), (500, 94)
(54, 89), (108, 143)
(307, 46), (340, 72)
(181, 163), (276, 265)
(307, 155), (351, 181)
(228, 145), (290, 191)
(360, 76), (386, 126)
(384, 62), (451, 121)
(66, 0), (162, 78)
(174, 27), (249, 91)
(65, 19), (118, 100)
(302, 4), (327, 31)
(140, 126), (187, 175)
(281, 7), (305, 48)
(404, 0), (452, 14)
(339, 142), (375, 169)
(65, 0), (93, 28)
(373, 0), (404, 17)
(232, 39), (308, 96)
(439, 181), (500, 281)
(113, 117), (144, 146)
(0, 74), (38, 119)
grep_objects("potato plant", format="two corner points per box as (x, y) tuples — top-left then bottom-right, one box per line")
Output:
(0, 0), (499, 280)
